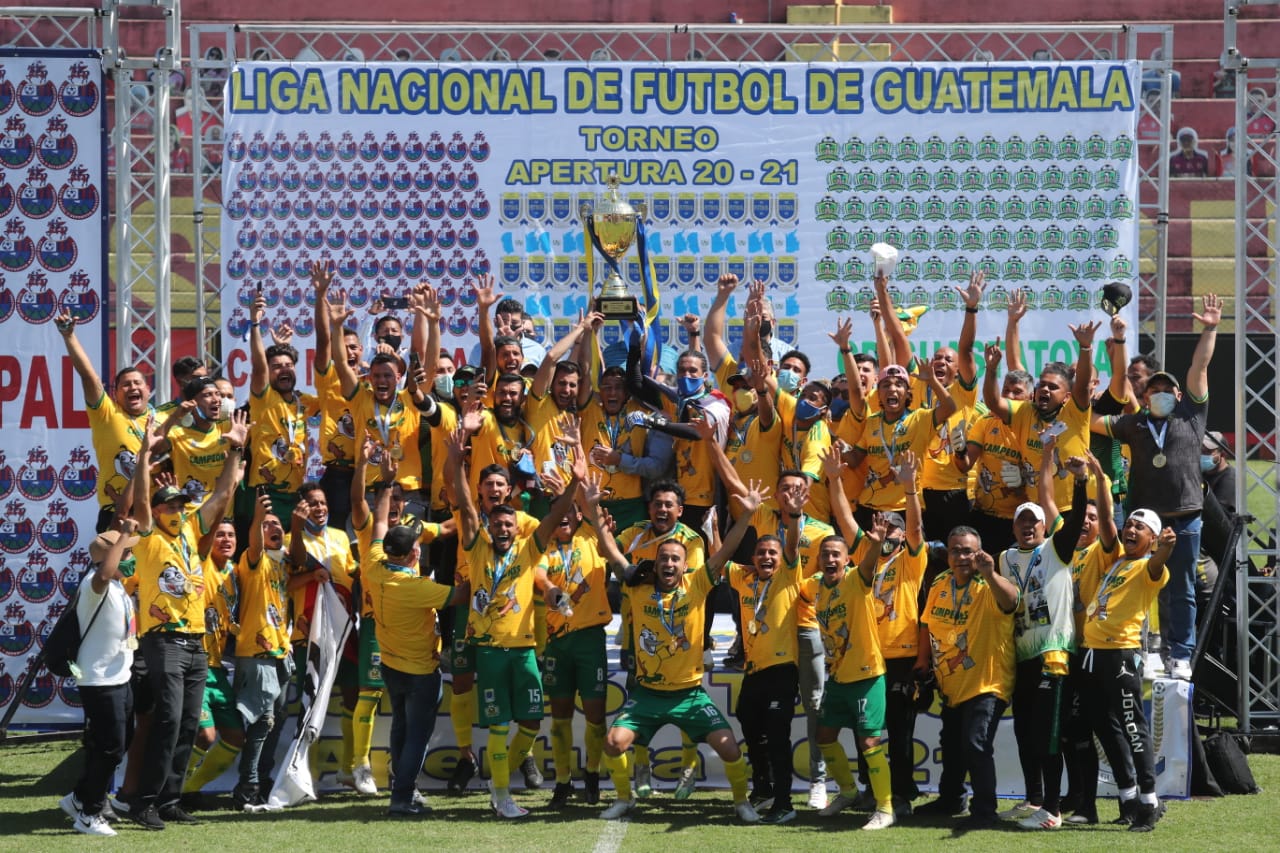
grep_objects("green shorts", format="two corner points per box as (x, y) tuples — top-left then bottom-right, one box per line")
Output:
(199, 666), (242, 731)
(819, 675), (886, 738)
(475, 645), (544, 726)
(358, 618), (384, 689)
(543, 625), (607, 701)
(451, 638), (476, 675)
(612, 684), (730, 745)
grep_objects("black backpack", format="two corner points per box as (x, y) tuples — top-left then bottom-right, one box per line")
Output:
(42, 581), (109, 678)
(1203, 731), (1262, 795)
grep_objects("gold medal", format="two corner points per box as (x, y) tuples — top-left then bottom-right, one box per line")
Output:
(946, 630), (957, 645)
(1152, 453), (1166, 469)
(389, 442), (404, 461)
(668, 639), (680, 654)
(741, 450), (753, 464)
(747, 619), (759, 636)
(1086, 601), (1098, 617)
(126, 636), (139, 650)
(872, 598), (886, 619)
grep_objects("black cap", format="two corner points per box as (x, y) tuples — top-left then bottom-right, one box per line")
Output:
(384, 525), (419, 558)
(1146, 370), (1181, 391)
(151, 485), (188, 507)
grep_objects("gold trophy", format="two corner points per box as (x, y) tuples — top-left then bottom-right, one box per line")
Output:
(581, 171), (644, 320)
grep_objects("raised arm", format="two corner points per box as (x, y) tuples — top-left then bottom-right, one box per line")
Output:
(580, 472), (630, 573)
(328, 293), (361, 398)
(871, 298), (893, 372)
(1068, 320), (1101, 410)
(417, 284), (442, 384)
(54, 310), (105, 405)
(678, 312), (702, 356)
(691, 413), (746, 501)
(371, 456), (398, 543)
(195, 410), (249, 536)
(91, 516), (137, 593)
(1004, 289), (1027, 372)
(249, 289), (270, 396)
(1104, 313), (1130, 406)
(532, 311), (590, 399)
(1088, 452), (1118, 552)
(130, 415), (160, 533)
(472, 273), (501, 377)
(1186, 292), (1221, 400)
(246, 490), (270, 563)
(1050, 456), (1091, 564)
(311, 260), (334, 370)
(704, 273), (738, 370)
(982, 339), (1012, 423)
(1146, 527), (1177, 581)
(446, 423), (482, 546)
(857, 513), (890, 585)
(708, 484), (769, 577)
(956, 270), (983, 384)
(874, 271), (912, 367)
(1038, 432), (1061, 522)
(896, 450), (925, 551)
(350, 437), (376, 533)
(820, 444), (861, 545)
(917, 361), (957, 426)
(975, 549), (1019, 613)
(829, 317), (865, 414)
(532, 415), (588, 549)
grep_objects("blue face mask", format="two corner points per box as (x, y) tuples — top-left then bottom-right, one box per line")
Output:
(776, 368), (801, 394)
(677, 375), (704, 398)
(1200, 454), (1216, 472)
(796, 399), (826, 421)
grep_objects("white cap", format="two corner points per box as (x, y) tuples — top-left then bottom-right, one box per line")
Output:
(1013, 502), (1046, 525)
(1127, 508), (1163, 537)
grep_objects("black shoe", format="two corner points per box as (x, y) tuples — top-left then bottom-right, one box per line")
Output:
(956, 813), (997, 832)
(1127, 801), (1158, 833)
(387, 801), (430, 817)
(750, 785), (775, 811)
(179, 791), (204, 812)
(760, 804), (797, 825)
(520, 755), (544, 790)
(128, 804), (166, 831)
(1111, 798), (1136, 826)
(1060, 792), (1081, 814)
(582, 771), (601, 805)
(549, 781), (574, 808)
(158, 804), (201, 825)
(447, 758), (476, 795)
(915, 797), (967, 817)
(231, 784), (261, 811)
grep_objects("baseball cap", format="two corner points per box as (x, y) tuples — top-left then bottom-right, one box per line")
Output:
(89, 529), (140, 563)
(1013, 502), (1046, 525)
(881, 511), (906, 532)
(150, 485), (188, 508)
(1127, 508), (1163, 537)
(1202, 430), (1229, 455)
(452, 364), (483, 386)
(1146, 370), (1180, 391)
(383, 524), (419, 558)
(877, 364), (910, 385)
(726, 372), (750, 388)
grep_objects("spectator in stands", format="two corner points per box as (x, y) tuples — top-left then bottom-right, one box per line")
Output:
(1217, 127), (1250, 178)
(1169, 127), (1211, 178)
(1213, 66), (1236, 99)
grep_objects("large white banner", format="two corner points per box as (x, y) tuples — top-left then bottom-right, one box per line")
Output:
(0, 52), (107, 724)
(220, 60), (1140, 394)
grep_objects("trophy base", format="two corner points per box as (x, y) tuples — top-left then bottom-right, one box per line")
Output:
(595, 294), (639, 321)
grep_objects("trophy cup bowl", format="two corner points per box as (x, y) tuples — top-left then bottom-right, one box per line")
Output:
(581, 172), (642, 320)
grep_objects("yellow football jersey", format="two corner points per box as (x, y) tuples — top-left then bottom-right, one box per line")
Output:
(366, 540), (452, 675)
(463, 533), (543, 649)
(87, 393), (150, 508)
(235, 550), (290, 658)
(922, 570), (1016, 706)
(169, 421), (230, 508)
(807, 558), (885, 684)
(729, 559), (803, 673)
(1082, 556), (1168, 650)
(135, 517), (207, 635)
(628, 564), (720, 691)
(539, 531), (612, 639)
(247, 386), (319, 490)
(854, 408), (935, 511)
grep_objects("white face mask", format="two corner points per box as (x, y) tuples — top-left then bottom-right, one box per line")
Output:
(1148, 391), (1177, 418)
(264, 547), (285, 563)
(434, 374), (454, 398)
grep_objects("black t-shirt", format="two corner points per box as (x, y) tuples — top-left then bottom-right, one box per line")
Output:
(1090, 389), (1127, 495)
(1107, 394), (1207, 515)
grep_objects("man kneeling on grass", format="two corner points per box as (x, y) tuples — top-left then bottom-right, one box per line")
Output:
(583, 476), (768, 824)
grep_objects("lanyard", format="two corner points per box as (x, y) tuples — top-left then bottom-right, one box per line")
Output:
(627, 523), (681, 556)
(125, 406), (155, 445)
(1005, 544), (1044, 600)
(777, 512), (806, 544)
(873, 550), (902, 601)
(750, 575), (773, 622)
(604, 414), (623, 448)
(373, 397), (398, 446)
(1093, 557), (1130, 611)
(497, 416), (531, 452)
(385, 561), (415, 576)
(948, 574), (971, 621)
(487, 543), (519, 604)
(654, 586), (681, 637)
(1145, 418), (1168, 453)
(879, 413), (907, 468)
(730, 413), (756, 450)
(168, 528), (196, 576)
(284, 396), (306, 449)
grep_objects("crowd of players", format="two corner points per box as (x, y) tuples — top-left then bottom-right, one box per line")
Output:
(51, 261), (1223, 835)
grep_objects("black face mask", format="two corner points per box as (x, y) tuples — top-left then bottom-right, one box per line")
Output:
(378, 333), (402, 350)
(760, 320), (773, 339)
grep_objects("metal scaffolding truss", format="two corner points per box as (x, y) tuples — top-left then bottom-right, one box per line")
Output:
(0, 1), (179, 396)
(1223, 0), (1280, 733)
(186, 22), (1173, 376)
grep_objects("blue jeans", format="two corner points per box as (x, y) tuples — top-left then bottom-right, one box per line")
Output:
(939, 693), (1007, 820)
(1159, 514), (1202, 660)
(381, 664), (442, 806)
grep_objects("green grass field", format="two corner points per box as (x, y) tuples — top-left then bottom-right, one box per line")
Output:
(2, 738), (1276, 852)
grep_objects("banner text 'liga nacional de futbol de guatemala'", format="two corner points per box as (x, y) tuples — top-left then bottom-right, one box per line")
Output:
(220, 60), (1141, 392)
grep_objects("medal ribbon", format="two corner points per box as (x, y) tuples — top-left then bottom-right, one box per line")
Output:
(1145, 417), (1168, 456)
(879, 415), (906, 471)
(750, 575), (773, 625)
(873, 550), (902, 602)
(654, 586), (681, 637)
(1091, 557), (1130, 614)
(604, 414), (623, 449)
(948, 574), (972, 623)
(1005, 544), (1044, 601)
(486, 544), (519, 607)
(374, 397), (398, 447)
(730, 413), (756, 452)
(626, 522), (681, 556)
(125, 405), (156, 445)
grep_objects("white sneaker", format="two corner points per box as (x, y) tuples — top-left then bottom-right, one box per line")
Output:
(819, 792), (857, 817)
(352, 763), (378, 796)
(998, 800), (1038, 820)
(73, 811), (117, 837)
(734, 800), (760, 823)
(59, 792), (81, 821)
(1018, 807), (1063, 829)
(1169, 659), (1193, 681)
(862, 808), (896, 831)
(336, 769), (357, 790)
(601, 799), (635, 820)
(634, 764), (653, 799)
(491, 795), (529, 819)
(807, 780), (829, 810)
(673, 766), (697, 800)
(1145, 653), (1166, 677)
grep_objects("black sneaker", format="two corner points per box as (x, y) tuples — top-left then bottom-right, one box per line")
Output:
(231, 784), (261, 811)
(955, 813), (997, 832)
(447, 758), (476, 795)
(915, 797), (967, 817)
(1111, 798), (1136, 826)
(1127, 802), (1158, 833)
(549, 781), (574, 808)
(128, 803), (166, 831)
(158, 804), (201, 825)
(520, 755), (544, 790)
(760, 804), (797, 825)
(387, 801), (429, 817)
(582, 771), (601, 805)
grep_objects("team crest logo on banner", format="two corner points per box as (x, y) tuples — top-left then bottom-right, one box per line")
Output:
(17, 550), (54, 602)
(17, 269), (55, 321)
(0, 602), (35, 655)
(21, 672), (55, 707)
(0, 556), (12, 600)
(57, 164), (98, 219)
(17, 165), (56, 218)
(60, 549), (91, 598)
(36, 115), (76, 169)
(17, 447), (57, 501)
(0, 115), (35, 168)
(18, 62), (56, 117)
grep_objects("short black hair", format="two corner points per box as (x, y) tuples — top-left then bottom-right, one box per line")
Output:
(780, 349), (812, 375)
(265, 343), (298, 365)
(646, 479), (686, 506)
(488, 504), (517, 520)
(852, 352), (879, 368)
(173, 356), (205, 383)
(384, 525), (418, 558)
(181, 376), (217, 401)
(947, 525), (982, 547)
(370, 352), (403, 373)
(495, 298), (523, 317)
(114, 365), (147, 387)
(494, 335), (523, 352)
(477, 464), (512, 486)
(374, 315), (401, 336)
(299, 481), (324, 501)
(600, 366), (627, 382)
(1039, 361), (1072, 383)
(1130, 353), (1161, 373)
(553, 361), (581, 379)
